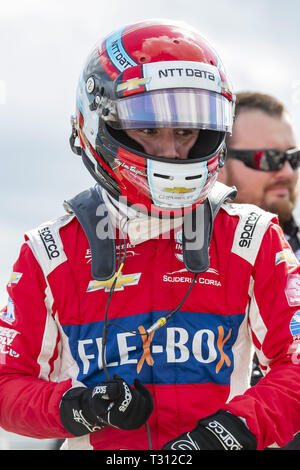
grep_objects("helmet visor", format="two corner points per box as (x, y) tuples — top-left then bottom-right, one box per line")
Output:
(110, 89), (233, 133)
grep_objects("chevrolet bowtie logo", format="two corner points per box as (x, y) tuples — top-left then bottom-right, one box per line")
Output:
(164, 187), (194, 194)
(87, 272), (141, 292)
(8, 272), (23, 286)
(275, 249), (298, 266)
(117, 77), (151, 92)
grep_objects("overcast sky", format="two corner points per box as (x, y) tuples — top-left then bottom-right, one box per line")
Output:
(1, 0), (300, 306)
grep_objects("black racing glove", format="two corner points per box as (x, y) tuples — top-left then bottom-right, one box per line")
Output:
(162, 410), (257, 450)
(59, 374), (153, 436)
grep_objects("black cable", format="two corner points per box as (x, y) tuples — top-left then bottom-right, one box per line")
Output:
(145, 419), (153, 450)
(101, 274), (119, 381)
(146, 273), (198, 335)
(102, 225), (127, 381)
(166, 273), (198, 320)
(100, 219), (198, 451)
(100, 223), (153, 449)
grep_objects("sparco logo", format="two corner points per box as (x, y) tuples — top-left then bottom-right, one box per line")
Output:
(238, 212), (260, 248)
(170, 432), (200, 450)
(119, 382), (132, 412)
(38, 227), (60, 259)
(206, 420), (243, 450)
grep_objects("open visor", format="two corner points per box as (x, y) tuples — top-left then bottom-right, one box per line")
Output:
(109, 89), (233, 133)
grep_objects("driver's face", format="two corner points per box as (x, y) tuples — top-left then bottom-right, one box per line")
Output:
(125, 128), (199, 159)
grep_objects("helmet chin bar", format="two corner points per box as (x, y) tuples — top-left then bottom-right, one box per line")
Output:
(146, 158), (217, 210)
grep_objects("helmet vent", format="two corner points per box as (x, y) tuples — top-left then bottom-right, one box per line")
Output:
(153, 173), (173, 179)
(186, 174), (203, 180)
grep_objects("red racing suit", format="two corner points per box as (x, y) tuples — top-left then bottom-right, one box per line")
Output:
(1, 198), (300, 450)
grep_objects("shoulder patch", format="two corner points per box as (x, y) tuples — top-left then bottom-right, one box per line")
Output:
(26, 214), (74, 277)
(221, 203), (276, 265)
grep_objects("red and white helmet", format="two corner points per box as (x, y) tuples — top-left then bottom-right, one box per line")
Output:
(71, 19), (235, 216)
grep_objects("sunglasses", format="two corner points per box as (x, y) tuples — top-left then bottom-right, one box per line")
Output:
(227, 148), (300, 171)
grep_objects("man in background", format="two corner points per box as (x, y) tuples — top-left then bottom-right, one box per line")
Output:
(219, 91), (300, 260)
(218, 91), (300, 449)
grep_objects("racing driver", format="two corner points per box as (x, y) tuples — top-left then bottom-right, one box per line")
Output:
(0, 20), (300, 451)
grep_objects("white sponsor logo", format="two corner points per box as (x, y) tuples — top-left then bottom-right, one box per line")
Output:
(72, 409), (102, 432)
(78, 325), (230, 375)
(0, 327), (19, 358)
(163, 273), (221, 287)
(285, 274), (300, 307)
(170, 432), (201, 450)
(143, 60), (221, 93)
(92, 385), (108, 398)
(0, 326), (19, 342)
(119, 382), (132, 412)
(206, 420), (243, 450)
(114, 158), (146, 176)
(86, 244), (137, 264)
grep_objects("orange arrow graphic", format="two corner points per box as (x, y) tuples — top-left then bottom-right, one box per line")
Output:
(137, 325), (154, 374)
(216, 326), (232, 374)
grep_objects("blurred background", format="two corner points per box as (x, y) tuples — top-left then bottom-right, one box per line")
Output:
(1, 0), (300, 449)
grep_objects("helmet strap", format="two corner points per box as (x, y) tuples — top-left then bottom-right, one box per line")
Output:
(182, 182), (237, 272)
(69, 115), (82, 156)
